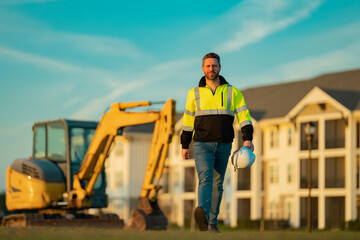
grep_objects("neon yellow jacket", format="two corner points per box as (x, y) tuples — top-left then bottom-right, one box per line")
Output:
(181, 76), (253, 149)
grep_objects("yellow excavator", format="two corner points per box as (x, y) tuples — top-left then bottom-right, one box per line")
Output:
(2, 99), (175, 230)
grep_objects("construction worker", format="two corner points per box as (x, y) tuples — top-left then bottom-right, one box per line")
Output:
(181, 52), (254, 233)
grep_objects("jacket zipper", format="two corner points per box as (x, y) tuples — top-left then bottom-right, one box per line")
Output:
(221, 92), (223, 106)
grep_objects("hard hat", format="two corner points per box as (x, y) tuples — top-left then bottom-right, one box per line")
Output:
(231, 146), (255, 171)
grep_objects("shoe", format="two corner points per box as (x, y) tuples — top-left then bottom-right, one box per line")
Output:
(208, 224), (221, 233)
(194, 206), (208, 231)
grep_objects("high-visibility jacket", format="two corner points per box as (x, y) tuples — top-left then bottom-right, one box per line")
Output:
(181, 75), (253, 149)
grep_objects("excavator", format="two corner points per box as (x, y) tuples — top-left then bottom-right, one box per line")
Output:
(1, 99), (175, 230)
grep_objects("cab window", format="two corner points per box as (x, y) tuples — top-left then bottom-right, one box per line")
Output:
(70, 127), (96, 163)
(47, 122), (67, 162)
(34, 124), (46, 158)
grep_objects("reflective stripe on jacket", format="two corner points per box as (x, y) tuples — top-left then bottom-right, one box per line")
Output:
(181, 76), (253, 148)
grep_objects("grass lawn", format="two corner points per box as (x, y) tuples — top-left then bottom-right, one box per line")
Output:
(0, 227), (360, 240)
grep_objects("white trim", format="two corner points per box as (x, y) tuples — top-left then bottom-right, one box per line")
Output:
(286, 86), (351, 120)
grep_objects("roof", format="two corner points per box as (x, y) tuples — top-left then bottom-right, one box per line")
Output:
(241, 68), (360, 121)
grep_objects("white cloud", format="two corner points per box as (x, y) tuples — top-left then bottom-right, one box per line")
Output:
(46, 32), (145, 59)
(0, 7), (147, 59)
(214, 0), (323, 53)
(70, 57), (198, 120)
(70, 81), (145, 120)
(0, 45), (120, 86)
(62, 97), (81, 110)
(0, 46), (81, 72)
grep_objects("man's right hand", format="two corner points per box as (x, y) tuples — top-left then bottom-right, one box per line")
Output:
(243, 140), (254, 152)
(181, 149), (190, 159)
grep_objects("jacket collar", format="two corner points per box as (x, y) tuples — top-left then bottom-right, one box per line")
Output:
(198, 75), (228, 87)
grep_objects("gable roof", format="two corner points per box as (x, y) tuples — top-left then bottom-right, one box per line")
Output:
(241, 68), (360, 121)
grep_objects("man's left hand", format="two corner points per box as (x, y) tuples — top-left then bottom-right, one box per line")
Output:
(243, 140), (254, 152)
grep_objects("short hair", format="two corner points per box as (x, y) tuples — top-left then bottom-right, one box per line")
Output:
(202, 52), (221, 66)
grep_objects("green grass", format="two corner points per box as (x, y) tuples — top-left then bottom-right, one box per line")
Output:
(0, 227), (360, 240)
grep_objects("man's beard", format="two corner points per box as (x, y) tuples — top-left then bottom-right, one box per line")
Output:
(205, 71), (219, 80)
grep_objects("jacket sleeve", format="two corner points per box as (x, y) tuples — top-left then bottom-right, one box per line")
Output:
(180, 89), (195, 149)
(233, 87), (253, 141)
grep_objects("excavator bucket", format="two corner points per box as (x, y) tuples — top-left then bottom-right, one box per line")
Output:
(125, 197), (167, 230)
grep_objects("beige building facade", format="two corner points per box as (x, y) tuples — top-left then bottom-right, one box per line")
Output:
(105, 124), (154, 223)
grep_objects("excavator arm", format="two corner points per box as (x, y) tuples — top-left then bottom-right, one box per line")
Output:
(69, 99), (175, 210)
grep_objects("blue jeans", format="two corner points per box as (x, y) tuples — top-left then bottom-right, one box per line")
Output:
(193, 141), (232, 225)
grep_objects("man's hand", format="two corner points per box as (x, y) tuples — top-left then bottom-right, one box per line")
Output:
(243, 140), (254, 152)
(181, 149), (190, 159)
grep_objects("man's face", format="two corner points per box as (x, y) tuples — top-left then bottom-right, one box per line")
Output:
(202, 58), (221, 81)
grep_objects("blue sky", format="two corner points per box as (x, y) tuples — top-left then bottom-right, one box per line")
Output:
(0, 0), (360, 192)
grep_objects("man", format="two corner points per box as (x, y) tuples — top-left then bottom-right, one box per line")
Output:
(181, 52), (254, 233)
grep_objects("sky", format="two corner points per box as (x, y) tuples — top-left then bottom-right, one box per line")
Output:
(0, 0), (360, 192)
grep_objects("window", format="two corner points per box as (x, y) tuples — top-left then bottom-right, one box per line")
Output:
(300, 158), (318, 189)
(161, 166), (169, 193)
(287, 164), (293, 183)
(270, 128), (279, 148)
(270, 164), (279, 184)
(270, 130), (274, 148)
(300, 122), (319, 150)
(114, 171), (123, 188)
(47, 122), (66, 162)
(325, 119), (345, 149)
(288, 127), (292, 146)
(357, 155), (360, 189)
(261, 163), (265, 191)
(237, 168), (251, 190)
(237, 198), (251, 221)
(300, 197), (318, 229)
(34, 124), (46, 159)
(357, 121), (360, 148)
(184, 167), (195, 192)
(70, 127), (96, 163)
(325, 197), (345, 229)
(325, 157), (345, 188)
(287, 202), (292, 220)
(269, 201), (276, 219)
